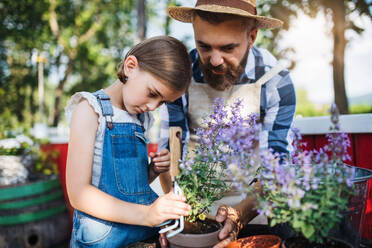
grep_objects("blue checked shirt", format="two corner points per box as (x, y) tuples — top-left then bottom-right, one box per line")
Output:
(159, 46), (296, 155)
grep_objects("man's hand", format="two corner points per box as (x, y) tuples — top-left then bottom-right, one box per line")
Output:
(213, 205), (243, 248)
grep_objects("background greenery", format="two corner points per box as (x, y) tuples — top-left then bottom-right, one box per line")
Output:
(1, 0), (371, 132)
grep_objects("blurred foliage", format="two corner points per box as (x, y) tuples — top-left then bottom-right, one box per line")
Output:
(350, 104), (372, 114)
(1, 0), (370, 130)
(256, 0), (372, 66)
(0, 0), (50, 130)
(296, 104), (330, 117)
(0, 0), (142, 129)
(256, 0), (372, 114)
(295, 88), (330, 116)
(164, 0), (180, 35)
(32, 145), (60, 176)
(296, 87), (372, 116)
(0, 128), (59, 178)
(297, 103), (372, 117)
(0, 128), (60, 176)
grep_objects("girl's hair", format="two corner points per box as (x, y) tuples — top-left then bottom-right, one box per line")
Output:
(117, 36), (192, 92)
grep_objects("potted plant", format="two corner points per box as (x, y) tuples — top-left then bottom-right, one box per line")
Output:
(229, 103), (355, 248)
(0, 131), (69, 248)
(168, 98), (280, 248)
(0, 132), (59, 185)
(226, 235), (281, 248)
(0, 133), (34, 186)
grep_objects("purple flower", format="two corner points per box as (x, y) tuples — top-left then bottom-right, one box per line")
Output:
(180, 99), (355, 238)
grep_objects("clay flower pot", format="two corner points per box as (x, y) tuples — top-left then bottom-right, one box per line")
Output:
(226, 235), (281, 248)
(167, 228), (221, 248)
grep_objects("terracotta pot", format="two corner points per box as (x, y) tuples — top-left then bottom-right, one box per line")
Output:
(168, 228), (220, 248)
(281, 236), (353, 248)
(226, 235), (281, 248)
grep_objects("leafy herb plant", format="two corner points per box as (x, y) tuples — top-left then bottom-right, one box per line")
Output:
(230, 103), (355, 243)
(177, 98), (262, 223)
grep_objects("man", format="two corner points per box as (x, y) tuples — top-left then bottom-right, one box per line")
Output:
(159, 0), (296, 247)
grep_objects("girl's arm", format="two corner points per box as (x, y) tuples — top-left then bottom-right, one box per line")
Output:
(66, 100), (190, 227)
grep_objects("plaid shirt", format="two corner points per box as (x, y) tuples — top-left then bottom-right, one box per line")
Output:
(159, 46), (296, 155)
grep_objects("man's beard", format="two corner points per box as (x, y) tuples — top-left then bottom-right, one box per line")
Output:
(199, 48), (249, 91)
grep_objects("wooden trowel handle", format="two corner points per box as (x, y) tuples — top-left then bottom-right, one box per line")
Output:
(169, 127), (182, 179)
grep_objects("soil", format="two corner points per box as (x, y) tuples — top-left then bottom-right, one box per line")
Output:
(182, 219), (221, 234)
(283, 236), (352, 248)
(227, 235), (281, 248)
(239, 236), (279, 247)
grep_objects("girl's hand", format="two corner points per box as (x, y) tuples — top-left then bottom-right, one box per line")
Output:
(146, 192), (190, 227)
(149, 149), (170, 174)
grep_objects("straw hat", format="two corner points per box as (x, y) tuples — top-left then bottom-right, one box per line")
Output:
(167, 0), (283, 29)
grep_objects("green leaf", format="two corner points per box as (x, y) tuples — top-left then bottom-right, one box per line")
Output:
(270, 219), (277, 227)
(293, 218), (302, 229)
(301, 224), (315, 239)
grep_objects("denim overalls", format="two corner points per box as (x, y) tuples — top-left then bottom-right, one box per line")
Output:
(70, 90), (158, 247)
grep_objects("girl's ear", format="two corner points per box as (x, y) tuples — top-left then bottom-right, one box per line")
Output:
(123, 55), (139, 78)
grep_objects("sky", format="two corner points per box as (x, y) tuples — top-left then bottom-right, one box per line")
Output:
(148, 1), (372, 104)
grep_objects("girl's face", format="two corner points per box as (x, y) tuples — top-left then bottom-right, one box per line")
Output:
(122, 56), (184, 115)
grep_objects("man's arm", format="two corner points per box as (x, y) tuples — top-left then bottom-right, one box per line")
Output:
(261, 69), (296, 156)
(158, 95), (189, 193)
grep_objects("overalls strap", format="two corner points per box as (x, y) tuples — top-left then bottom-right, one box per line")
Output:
(93, 89), (114, 130)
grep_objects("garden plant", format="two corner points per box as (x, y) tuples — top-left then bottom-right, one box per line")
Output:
(172, 98), (355, 247)
(229, 102), (355, 246)
(0, 131), (59, 186)
(176, 98), (262, 232)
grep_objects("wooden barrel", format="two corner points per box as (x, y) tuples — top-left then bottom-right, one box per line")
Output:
(0, 177), (71, 248)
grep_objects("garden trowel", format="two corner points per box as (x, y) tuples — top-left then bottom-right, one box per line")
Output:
(157, 127), (184, 238)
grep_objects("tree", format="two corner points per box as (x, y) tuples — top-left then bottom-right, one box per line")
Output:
(47, 0), (136, 126)
(1, 0), (139, 129)
(0, 0), (50, 129)
(137, 0), (147, 41)
(257, 0), (372, 114)
(164, 0), (180, 35)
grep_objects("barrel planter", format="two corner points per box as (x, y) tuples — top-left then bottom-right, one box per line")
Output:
(0, 177), (70, 248)
(41, 143), (73, 221)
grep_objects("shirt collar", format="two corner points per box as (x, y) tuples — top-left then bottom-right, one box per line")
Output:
(245, 47), (256, 81)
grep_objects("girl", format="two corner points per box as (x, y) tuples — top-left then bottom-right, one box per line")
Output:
(65, 36), (192, 247)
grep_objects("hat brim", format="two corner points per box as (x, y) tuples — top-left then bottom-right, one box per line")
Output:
(167, 6), (283, 29)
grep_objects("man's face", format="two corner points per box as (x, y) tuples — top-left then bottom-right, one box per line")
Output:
(192, 16), (257, 91)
